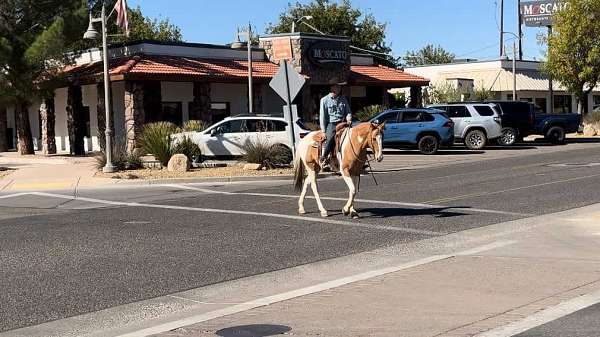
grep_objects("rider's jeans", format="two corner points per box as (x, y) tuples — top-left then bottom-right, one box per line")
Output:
(322, 121), (341, 159)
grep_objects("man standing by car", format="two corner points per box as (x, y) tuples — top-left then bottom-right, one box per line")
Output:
(319, 79), (352, 168)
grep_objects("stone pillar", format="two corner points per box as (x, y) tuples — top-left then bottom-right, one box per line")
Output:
(124, 81), (145, 153)
(66, 85), (85, 155)
(190, 82), (211, 122)
(409, 86), (423, 108)
(0, 105), (7, 152)
(40, 97), (56, 155)
(252, 84), (263, 114)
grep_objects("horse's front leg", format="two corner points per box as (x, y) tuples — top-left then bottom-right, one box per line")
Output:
(298, 170), (310, 215)
(308, 170), (328, 217)
(341, 174), (357, 218)
(349, 175), (360, 217)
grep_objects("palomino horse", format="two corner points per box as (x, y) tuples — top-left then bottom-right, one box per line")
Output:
(293, 122), (384, 218)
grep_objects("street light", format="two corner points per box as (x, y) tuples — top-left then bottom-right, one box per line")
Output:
(291, 15), (314, 33)
(502, 32), (520, 102)
(232, 23), (254, 114)
(84, 1), (115, 173)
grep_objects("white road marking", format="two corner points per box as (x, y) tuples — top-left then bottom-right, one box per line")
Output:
(426, 173), (600, 204)
(0, 192), (30, 199)
(117, 240), (516, 337)
(477, 287), (600, 337)
(26, 192), (442, 236)
(163, 184), (529, 217)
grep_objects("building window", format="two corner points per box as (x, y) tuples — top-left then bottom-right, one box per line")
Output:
(507, 94), (513, 100)
(160, 102), (183, 125)
(210, 102), (230, 124)
(593, 95), (600, 111)
(553, 95), (572, 114)
(520, 97), (533, 102)
(535, 98), (547, 114)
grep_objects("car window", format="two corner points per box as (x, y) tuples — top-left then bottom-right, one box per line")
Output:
(401, 110), (422, 122)
(474, 105), (495, 116)
(218, 120), (243, 134)
(242, 119), (270, 132)
(446, 106), (471, 118)
(270, 120), (287, 132)
(378, 111), (399, 123)
(422, 113), (435, 122)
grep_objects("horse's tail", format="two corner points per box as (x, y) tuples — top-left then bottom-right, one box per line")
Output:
(293, 153), (305, 192)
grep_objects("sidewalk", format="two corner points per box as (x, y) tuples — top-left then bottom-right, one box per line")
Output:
(142, 204), (600, 337)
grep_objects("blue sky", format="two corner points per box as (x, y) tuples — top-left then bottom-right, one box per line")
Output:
(127, 0), (549, 62)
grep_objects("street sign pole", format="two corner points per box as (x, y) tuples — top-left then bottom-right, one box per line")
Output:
(282, 60), (296, 160)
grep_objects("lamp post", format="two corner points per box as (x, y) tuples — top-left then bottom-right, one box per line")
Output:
(291, 15), (314, 33)
(232, 23), (254, 114)
(501, 32), (520, 101)
(84, 1), (115, 173)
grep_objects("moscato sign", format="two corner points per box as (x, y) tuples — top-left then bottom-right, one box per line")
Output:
(521, 1), (571, 27)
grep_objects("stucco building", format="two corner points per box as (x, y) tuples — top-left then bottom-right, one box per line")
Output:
(3, 33), (428, 154)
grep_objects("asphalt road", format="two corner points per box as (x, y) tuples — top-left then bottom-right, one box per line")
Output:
(515, 303), (600, 337)
(1, 144), (600, 332)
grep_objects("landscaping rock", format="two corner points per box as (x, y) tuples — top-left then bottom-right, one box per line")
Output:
(583, 124), (599, 136)
(243, 163), (262, 170)
(167, 154), (190, 172)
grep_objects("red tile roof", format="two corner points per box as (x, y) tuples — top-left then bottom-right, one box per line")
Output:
(65, 54), (428, 86)
(350, 64), (429, 86)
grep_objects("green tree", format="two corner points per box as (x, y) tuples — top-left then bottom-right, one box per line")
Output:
(109, 5), (182, 42)
(0, 0), (87, 154)
(426, 82), (462, 104)
(404, 44), (455, 66)
(1, 0), (183, 154)
(266, 0), (395, 65)
(544, 0), (600, 114)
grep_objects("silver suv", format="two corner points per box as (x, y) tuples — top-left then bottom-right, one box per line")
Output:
(428, 103), (502, 150)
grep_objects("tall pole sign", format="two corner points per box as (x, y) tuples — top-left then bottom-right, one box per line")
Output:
(269, 38), (305, 158)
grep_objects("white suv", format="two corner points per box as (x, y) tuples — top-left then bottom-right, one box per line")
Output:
(428, 103), (502, 149)
(172, 115), (309, 158)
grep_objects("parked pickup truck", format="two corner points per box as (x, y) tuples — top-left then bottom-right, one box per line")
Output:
(461, 101), (581, 145)
(533, 112), (582, 144)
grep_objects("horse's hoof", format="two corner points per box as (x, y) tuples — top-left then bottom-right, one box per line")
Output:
(342, 208), (349, 216)
(351, 213), (359, 219)
(298, 208), (306, 215)
(320, 211), (329, 217)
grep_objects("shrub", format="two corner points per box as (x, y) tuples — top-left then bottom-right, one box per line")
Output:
(242, 138), (292, 168)
(584, 109), (600, 124)
(356, 104), (387, 122)
(95, 145), (143, 171)
(172, 136), (202, 162)
(180, 119), (208, 132)
(138, 122), (178, 166)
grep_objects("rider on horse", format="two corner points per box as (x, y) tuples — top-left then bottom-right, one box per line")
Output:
(319, 79), (352, 170)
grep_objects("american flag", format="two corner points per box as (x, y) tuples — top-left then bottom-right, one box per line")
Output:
(113, 0), (130, 37)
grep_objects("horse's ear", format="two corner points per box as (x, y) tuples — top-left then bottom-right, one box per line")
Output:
(378, 122), (386, 130)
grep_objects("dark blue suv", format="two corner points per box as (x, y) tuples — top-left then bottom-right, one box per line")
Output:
(370, 108), (454, 154)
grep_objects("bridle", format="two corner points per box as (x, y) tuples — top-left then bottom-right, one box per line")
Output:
(346, 125), (381, 187)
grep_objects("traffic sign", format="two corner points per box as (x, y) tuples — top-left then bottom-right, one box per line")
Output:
(269, 61), (305, 102)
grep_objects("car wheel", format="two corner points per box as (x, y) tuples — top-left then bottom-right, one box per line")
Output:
(417, 135), (439, 155)
(464, 129), (487, 150)
(497, 127), (517, 146)
(545, 126), (566, 144)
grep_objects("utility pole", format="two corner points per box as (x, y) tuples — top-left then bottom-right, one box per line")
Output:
(500, 0), (504, 57)
(247, 22), (253, 114)
(548, 26), (554, 113)
(517, 0), (523, 60)
(513, 41), (517, 101)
